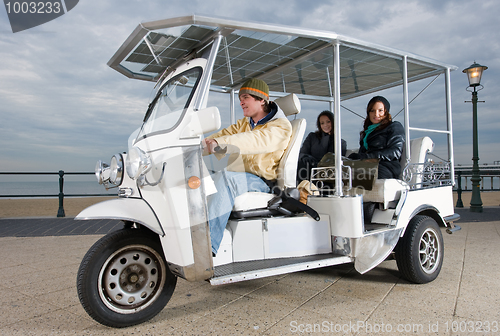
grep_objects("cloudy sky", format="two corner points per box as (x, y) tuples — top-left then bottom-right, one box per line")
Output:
(0, 0), (499, 176)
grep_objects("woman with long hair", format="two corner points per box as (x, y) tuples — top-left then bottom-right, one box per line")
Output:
(348, 96), (405, 179)
(297, 110), (347, 183)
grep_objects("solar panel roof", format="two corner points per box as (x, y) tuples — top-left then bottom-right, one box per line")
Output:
(109, 15), (457, 100)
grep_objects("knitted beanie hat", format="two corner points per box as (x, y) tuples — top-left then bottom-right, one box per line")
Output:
(368, 96), (390, 113)
(239, 78), (269, 102)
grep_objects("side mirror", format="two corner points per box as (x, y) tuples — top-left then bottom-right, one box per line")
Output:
(181, 106), (221, 138)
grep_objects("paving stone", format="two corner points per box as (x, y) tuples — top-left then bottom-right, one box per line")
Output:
(0, 208), (498, 335)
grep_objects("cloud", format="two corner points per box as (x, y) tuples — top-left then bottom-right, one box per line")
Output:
(0, 0), (499, 176)
(300, 0), (499, 164)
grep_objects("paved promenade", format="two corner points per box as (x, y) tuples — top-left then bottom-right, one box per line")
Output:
(0, 207), (499, 335)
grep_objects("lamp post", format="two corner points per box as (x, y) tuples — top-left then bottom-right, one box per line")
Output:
(462, 62), (487, 213)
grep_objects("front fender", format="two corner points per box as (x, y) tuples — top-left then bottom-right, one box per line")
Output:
(75, 198), (164, 235)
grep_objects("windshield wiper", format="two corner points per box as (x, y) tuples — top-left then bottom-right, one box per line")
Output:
(143, 77), (187, 122)
(143, 89), (163, 122)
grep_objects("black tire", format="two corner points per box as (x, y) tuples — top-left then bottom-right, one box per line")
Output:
(77, 228), (177, 327)
(395, 215), (444, 284)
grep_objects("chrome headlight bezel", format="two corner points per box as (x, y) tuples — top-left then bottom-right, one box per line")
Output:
(95, 160), (110, 185)
(109, 153), (124, 186)
(126, 147), (152, 180)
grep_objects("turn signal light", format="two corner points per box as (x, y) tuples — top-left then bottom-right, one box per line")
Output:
(187, 176), (201, 189)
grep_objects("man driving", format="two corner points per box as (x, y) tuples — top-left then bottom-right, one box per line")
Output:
(203, 78), (292, 255)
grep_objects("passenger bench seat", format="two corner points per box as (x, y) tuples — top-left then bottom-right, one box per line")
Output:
(359, 136), (434, 208)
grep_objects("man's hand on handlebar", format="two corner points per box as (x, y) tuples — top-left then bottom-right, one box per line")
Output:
(202, 138), (219, 155)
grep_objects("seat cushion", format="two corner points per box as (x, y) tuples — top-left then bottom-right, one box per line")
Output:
(233, 192), (275, 211)
(354, 178), (408, 209)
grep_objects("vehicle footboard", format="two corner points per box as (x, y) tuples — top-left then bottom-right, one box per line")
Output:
(209, 253), (353, 285)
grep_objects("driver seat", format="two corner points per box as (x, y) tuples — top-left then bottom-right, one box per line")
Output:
(231, 93), (306, 218)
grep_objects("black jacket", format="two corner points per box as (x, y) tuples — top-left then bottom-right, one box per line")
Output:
(300, 132), (347, 161)
(357, 121), (405, 179)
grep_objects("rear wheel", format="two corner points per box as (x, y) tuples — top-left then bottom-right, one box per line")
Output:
(77, 228), (177, 327)
(395, 215), (443, 284)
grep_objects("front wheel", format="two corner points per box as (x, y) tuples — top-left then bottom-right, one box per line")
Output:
(395, 215), (444, 284)
(77, 228), (177, 327)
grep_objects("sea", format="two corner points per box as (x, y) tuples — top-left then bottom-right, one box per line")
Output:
(0, 180), (116, 198)
(0, 172), (498, 198)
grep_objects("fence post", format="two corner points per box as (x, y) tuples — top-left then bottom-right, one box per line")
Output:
(456, 171), (464, 208)
(57, 170), (65, 217)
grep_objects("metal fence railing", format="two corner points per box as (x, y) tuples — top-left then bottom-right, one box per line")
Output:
(454, 172), (500, 192)
(0, 171), (112, 217)
(2, 166), (499, 215)
(454, 166), (500, 208)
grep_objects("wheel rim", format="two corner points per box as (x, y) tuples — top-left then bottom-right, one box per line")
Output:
(419, 228), (441, 274)
(98, 244), (166, 314)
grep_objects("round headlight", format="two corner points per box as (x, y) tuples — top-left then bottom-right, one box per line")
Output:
(95, 160), (110, 184)
(109, 154), (124, 185)
(126, 147), (151, 180)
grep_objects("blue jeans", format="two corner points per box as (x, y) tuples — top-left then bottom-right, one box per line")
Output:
(207, 170), (270, 254)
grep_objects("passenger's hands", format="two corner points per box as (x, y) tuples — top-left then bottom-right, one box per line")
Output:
(300, 154), (317, 167)
(348, 152), (361, 160)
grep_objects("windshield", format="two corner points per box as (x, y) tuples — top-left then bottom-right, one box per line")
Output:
(136, 67), (202, 140)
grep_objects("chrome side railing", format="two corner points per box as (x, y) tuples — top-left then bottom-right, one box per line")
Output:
(402, 161), (453, 189)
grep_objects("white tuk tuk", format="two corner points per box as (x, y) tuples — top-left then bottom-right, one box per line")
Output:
(76, 15), (461, 327)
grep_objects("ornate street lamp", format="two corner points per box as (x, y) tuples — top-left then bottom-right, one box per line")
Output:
(462, 62), (487, 213)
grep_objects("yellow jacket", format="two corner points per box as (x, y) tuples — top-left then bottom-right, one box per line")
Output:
(207, 105), (292, 181)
